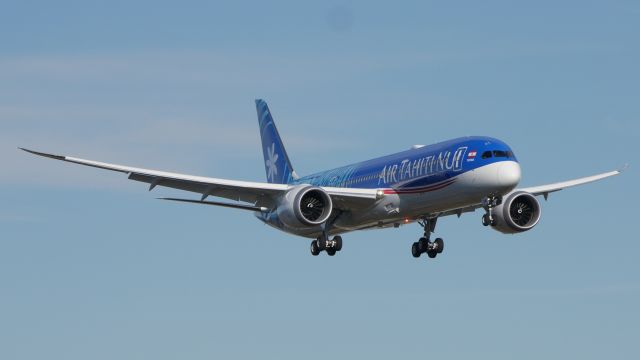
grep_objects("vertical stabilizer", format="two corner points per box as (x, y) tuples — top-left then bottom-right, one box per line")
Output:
(255, 99), (298, 184)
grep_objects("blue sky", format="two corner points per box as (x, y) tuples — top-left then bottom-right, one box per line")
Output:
(1, 1), (639, 359)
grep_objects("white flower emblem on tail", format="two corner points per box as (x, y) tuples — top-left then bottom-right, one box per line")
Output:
(265, 143), (279, 182)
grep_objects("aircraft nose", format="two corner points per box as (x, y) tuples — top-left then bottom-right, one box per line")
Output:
(498, 161), (521, 189)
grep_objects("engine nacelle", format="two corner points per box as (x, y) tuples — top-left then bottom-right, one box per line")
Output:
(491, 191), (542, 234)
(276, 185), (334, 229)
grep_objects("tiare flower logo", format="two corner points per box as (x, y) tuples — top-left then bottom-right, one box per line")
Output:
(265, 143), (279, 182)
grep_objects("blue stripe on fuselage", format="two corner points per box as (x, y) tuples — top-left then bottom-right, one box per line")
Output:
(291, 136), (517, 190)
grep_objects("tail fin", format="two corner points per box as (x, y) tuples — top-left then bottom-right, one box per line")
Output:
(255, 99), (298, 184)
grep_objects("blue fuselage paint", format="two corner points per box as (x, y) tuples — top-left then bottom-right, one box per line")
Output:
(291, 136), (517, 191)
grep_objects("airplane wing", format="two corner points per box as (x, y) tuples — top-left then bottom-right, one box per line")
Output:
(517, 168), (624, 198)
(19, 148), (379, 210)
(437, 167), (624, 218)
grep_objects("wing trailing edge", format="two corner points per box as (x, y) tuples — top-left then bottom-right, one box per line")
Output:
(158, 197), (268, 212)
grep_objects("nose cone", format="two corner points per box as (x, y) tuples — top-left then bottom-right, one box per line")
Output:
(498, 161), (521, 189)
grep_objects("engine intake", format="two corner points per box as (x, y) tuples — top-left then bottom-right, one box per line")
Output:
(294, 187), (333, 225)
(275, 186), (334, 230)
(492, 191), (541, 234)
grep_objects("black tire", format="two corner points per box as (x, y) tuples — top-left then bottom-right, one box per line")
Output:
(427, 250), (437, 258)
(317, 237), (326, 251)
(482, 214), (489, 226)
(418, 237), (429, 253)
(490, 218), (497, 226)
(333, 236), (343, 252)
(434, 238), (444, 254)
(310, 240), (320, 256)
(327, 248), (336, 256)
(411, 242), (421, 258)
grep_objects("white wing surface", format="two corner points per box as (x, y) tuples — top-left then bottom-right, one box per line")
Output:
(437, 167), (624, 219)
(20, 148), (379, 210)
(518, 168), (624, 198)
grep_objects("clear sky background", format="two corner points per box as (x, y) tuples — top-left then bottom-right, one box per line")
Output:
(1, 1), (639, 359)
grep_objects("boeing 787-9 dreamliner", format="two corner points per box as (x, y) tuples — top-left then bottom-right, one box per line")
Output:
(21, 100), (623, 259)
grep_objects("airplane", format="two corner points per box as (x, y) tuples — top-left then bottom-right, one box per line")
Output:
(20, 99), (623, 259)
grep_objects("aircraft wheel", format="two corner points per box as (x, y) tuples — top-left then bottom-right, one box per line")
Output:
(434, 238), (444, 254)
(418, 237), (429, 253)
(333, 236), (343, 251)
(411, 242), (421, 258)
(482, 214), (490, 226)
(310, 240), (320, 256)
(327, 248), (336, 256)
(427, 250), (437, 259)
(317, 237), (327, 251)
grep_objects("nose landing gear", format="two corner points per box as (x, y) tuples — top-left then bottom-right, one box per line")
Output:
(481, 196), (502, 227)
(412, 217), (444, 259)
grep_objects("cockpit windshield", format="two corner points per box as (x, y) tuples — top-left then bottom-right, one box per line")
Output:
(482, 149), (515, 159)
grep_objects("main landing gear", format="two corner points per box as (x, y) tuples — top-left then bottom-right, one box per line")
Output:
(481, 195), (502, 227)
(310, 234), (343, 256)
(412, 218), (444, 259)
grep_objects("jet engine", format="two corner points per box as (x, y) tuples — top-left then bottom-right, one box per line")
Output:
(276, 185), (334, 229)
(491, 191), (542, 234)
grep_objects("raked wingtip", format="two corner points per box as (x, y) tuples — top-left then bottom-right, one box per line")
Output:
(19, 147), (66, 160)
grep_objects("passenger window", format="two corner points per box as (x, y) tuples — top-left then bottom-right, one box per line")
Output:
(482, 151), (492, 159)
(493, 150), (508, 158)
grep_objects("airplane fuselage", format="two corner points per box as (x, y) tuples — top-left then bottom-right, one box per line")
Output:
(258, 136), (522, 237)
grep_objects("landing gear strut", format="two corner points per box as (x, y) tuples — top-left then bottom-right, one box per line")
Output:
(482, 196), (502, 227)
(412, 218), (444, 259)
(310, 234), (343, 256)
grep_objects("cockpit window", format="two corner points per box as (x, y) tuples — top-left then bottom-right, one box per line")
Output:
(481, 151), (492, 159)
(493, 150), (508, 158)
